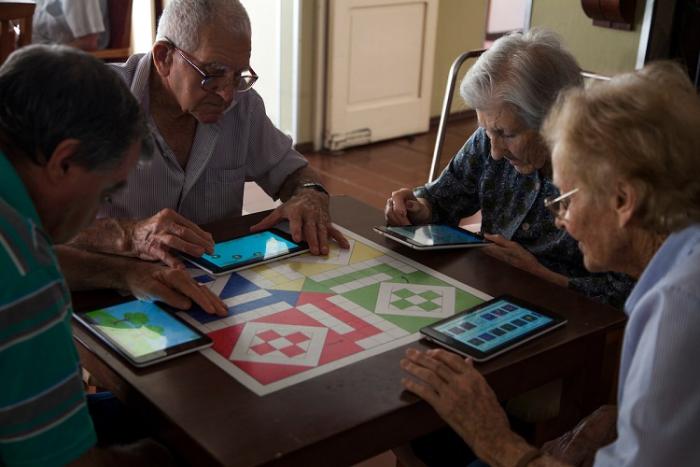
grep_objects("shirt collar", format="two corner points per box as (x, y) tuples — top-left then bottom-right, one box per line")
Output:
(624, 225), (700, 315)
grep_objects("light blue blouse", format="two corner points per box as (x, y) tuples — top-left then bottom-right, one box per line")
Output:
(595, 224), (700, 466)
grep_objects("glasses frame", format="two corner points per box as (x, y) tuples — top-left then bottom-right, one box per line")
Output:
(165, 39), (258, 93)
(544, 187), (579, 219)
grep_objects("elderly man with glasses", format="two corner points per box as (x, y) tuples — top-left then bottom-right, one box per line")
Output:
(65, 0), (349, 274)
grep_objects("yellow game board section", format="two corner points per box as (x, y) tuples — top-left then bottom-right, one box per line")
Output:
(286, 262), (341, 276)
(348, 242), (384, 263)
(271, 278), (306, 291)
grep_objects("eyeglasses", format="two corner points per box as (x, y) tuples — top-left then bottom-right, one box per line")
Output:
(544, 188), (579, 219)
(166, 39), (258, 93)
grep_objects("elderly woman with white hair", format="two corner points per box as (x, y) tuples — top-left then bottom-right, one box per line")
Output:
(400, 61), (700, 467)
(386, 29), (633, 307)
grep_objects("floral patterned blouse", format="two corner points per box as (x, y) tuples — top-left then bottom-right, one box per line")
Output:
(414, 128), (634, 308)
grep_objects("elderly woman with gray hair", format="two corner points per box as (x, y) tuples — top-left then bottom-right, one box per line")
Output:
(385, 29), (633, 307)
(401, 61), (700, 466)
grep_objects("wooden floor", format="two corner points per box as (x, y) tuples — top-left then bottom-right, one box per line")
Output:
(241, 115), (478, 215)
(303, 116), (478, 210)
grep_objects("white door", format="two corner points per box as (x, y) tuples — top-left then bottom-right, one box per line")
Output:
(325, 0), (439, 150)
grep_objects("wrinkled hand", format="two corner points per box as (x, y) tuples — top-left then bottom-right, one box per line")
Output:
(542, 405), (617, 466)
(128, 209), (214, 268)
(483, 234), (568, 287)
(123, 262), (227, 316)
(249, 190), (349, 255)
(385, 188), (431, 226)
(482, 234), (544, 274)
(401, 348), (511, 454)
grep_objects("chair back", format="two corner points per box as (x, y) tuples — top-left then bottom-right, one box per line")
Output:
(0, 1), (36, 65)
(91, 0), (132, 62)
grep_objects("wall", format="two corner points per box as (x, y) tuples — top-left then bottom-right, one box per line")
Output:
(132, 0), (155, 53)
(297, 0), (317, 145)
(241, 0), (282, 127)
(530, 0), (646, 75)
(430, 0), (488, 117)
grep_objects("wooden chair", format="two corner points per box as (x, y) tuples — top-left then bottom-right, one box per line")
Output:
(91, 0), (132, 62)
(0, 1), (36, 65)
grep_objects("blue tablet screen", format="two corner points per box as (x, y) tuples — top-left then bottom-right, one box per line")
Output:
(387, 225), (484, 246)
(85, 301), (201, 357)
(202, 231), (300, 268)
(434, 299), (553, 352)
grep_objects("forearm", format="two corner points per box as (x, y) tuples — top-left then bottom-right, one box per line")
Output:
(55, 244), (133, 291)
(277, 166), (323, 202)
(67, 218), (137, 257)
(476, 432), (570, 467)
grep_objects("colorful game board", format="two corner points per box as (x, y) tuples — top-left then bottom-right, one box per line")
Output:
(178, 225), (490, 395)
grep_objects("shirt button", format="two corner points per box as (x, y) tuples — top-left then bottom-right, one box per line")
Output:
(522, 223), (530, 231)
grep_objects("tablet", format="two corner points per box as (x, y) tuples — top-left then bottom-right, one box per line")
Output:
(373, 224), (489, 250)
(183, 228), (309, 275)
(73, 300), (212, 367)
(420, 295), (567, 362)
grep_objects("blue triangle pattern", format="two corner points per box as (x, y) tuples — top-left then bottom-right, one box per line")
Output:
(186, 273), (301, 324)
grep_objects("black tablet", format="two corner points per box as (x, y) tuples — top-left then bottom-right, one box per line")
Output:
(373, 224), (490, 250)
(73, 300), (212, 367)
(420, 295), (567, 362)
(182, 228), (309, 275)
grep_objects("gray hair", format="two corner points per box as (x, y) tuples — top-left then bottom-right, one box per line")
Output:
(543, 61), (700, 233)
(461, 28), (582, 129)
(0, 44), (151, 171)
(156, 0), (251, 52)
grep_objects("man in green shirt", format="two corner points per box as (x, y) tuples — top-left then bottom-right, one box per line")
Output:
(0, 45), (175, 466)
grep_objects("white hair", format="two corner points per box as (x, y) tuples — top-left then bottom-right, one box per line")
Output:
(461, 28), (582, 129)
(156, 0), (251, 52)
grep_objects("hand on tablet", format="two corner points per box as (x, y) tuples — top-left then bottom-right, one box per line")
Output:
(128, 209), (215, 268)
(124, 263), (228, 316)
(400, 348), (515, 457)
(385, 189), (432, 226)
(250, 189), (349, 256)
(482, 234), (568, 287)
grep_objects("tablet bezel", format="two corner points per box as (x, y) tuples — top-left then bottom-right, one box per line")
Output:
(73, 302), (212, 367)
(373, 224), (490, 250)
(420, 295), (567, 362)
(182, 227), (309, 276)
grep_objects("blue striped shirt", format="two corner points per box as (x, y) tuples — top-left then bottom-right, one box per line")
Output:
(595, 224), (700, 466)
(99, 53), (308, 225)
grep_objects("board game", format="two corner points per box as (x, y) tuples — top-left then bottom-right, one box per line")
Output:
(179, 225), (490, 395)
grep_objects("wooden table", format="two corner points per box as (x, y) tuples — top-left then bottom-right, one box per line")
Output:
(72, 196), (626, 466)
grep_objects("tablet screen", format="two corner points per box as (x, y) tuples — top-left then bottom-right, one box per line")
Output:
(81, 301), (205, 359)
(386, 225), (485, 246)
(202, 230), (301, 268)
(432, 298), (554, 352)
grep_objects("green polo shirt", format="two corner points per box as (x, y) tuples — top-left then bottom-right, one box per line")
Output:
(0, 152), (96, 466)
